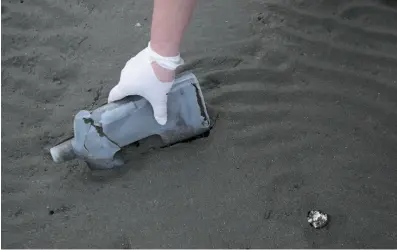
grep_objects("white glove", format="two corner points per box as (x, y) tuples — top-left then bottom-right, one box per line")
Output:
(108, 42), (184, 125)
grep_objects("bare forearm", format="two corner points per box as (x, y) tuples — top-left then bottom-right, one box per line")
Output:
(150, 0), (197, 56)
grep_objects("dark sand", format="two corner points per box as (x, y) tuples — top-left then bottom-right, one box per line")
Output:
(2, 0), (397, 248)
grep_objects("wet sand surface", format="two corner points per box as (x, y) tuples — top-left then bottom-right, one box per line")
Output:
(2, 0), (397, 248)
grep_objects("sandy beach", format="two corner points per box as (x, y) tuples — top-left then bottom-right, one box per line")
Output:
(2, 0), (397, 248)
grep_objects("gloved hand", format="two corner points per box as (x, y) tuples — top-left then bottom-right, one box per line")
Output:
(108, 42), (184, 125)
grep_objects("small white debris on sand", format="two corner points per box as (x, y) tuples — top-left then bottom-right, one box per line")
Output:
(307, 210), (329, 229)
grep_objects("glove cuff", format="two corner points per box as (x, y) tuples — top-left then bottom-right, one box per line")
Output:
(147, 42), (185, 70)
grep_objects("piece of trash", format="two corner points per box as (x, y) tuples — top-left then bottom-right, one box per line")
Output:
(135, 23), (141, 27)
(307, 210), (329, 229)
(48, 72), (211, 170)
